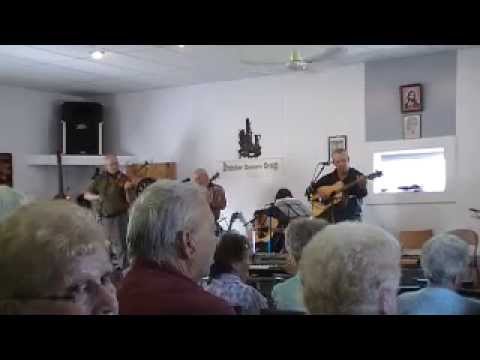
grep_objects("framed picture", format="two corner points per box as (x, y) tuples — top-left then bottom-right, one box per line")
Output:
(0, 153), (13, 187)
(328, 135), (347, 160)
(403, 114), (422, 139)
(400, 83), (423, 113)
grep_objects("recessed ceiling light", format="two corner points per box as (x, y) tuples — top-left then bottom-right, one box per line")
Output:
(91, 50), (105, 60)
(178, 45), (185, 48)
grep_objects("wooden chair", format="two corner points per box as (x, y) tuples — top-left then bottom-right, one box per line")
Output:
(399, 230), (433, 267)
(447, 229), (480, 288)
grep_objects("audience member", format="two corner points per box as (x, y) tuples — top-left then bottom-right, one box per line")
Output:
(271, 218), (328, 312)
(0, 185), (25, 222)
(300, 222), (401, 314)
(118, 180), (235, 314)
(0, 200), (118, 315)
(398, 233), (480, 315)
(207, 233), (267, 314)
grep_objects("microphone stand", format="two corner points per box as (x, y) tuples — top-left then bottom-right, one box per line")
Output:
(306, 163), (328, 200)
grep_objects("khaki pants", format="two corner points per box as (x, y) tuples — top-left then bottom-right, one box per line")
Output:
(99, 212), (128, 270)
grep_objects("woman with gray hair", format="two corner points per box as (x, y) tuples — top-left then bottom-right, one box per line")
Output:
(0, 200), (118, 315)
(300, 222), (401, 314)
(0, 185), (25, 222)
(271, 218), (328, 312)
(398, 233), (480, 315)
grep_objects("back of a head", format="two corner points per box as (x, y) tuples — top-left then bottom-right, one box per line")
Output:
(127, 179), (210, 264)
(210, 233), (249, 278)
(421, 233), (469, 287)
(0, 200), (107, 300)
(300, 222), (401, 315)
(0, 186), (25, 222)
(275, 188), (293, 201)
(285, 218), (328, 263)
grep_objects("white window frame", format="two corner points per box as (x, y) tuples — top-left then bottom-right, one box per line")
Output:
(364, 136), (456, 205)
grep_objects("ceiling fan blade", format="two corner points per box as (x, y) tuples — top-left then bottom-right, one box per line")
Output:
(304, 47), (345, 63)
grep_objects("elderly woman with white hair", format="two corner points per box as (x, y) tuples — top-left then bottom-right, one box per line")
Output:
(0, 185), (25, 222)
(0, 200), (118, 315)
(300, 222), (401, 315)
(398, 233), (480, 315)
(271, 218), (328, 312)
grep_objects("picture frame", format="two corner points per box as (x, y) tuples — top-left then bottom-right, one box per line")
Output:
(403, 114), (422, 139)
(400, 83), (423, 113)
(328, 135), (347, 160)
(0, 153), (13, 187)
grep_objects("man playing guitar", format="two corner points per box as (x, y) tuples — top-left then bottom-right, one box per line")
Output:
(313, 149), (367, 223)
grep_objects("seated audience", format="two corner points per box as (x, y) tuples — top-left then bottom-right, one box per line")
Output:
(300, 222), (401, 314)
(0, 185), (25, 221)
(118, 180), (235, 315)
(0, 200), (118, 315)
(271, 218), (328, 312)
(398, 233), (480, 315)
(206, 233), (268, 314)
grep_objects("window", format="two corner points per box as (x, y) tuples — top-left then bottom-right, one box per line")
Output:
(373, 147), (446, 194)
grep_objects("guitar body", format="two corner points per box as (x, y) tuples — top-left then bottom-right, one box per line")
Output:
(311, 181), (345, 218)
(310, 171), (383, 218)
(254, 213), (280, 243)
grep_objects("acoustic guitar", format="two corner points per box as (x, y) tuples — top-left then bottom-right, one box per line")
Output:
(254, 211), (281, 243)
(53, 151), (70, 200)
(311, 170), (383, 218)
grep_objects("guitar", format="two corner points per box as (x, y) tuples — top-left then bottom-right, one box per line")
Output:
(311, 170), (383, 218)
(253, 210), (281, 243)
(53, 151), (70, 200)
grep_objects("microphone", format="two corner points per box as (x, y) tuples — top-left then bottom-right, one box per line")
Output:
(319, 161), (330, 165)
(181, 178), (191, 183)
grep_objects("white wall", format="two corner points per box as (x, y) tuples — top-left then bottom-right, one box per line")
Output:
(455, 48), (480, 235)
(104, 64), (365, 228)
(363, 48), (480, 237)
(103, 48), (480, 238)
(0, 85), (93, 200)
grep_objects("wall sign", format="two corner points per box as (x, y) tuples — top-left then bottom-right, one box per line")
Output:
(220, 158), (282, 177)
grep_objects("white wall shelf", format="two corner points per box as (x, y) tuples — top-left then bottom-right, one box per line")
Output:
(27, 155), (137, 166)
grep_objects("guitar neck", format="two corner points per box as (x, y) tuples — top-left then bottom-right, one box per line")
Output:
(340, 176), (364, 193)
(58, 155), (64, 195)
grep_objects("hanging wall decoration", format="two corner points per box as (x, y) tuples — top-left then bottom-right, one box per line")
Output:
(328, 135), (347, 160)
(238, 118), (262, 158)
(400, 83), (423, 113)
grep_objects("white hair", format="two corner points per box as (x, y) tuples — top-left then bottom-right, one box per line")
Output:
(0, 200), (108, 299)
(421, 233), (469, 286)
(285, 218), (328, 263)
(300, 222), (401, 314)
(127, 179), (209, 264)
(0, 186), (25, 222)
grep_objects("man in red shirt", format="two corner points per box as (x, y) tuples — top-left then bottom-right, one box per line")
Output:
(118, 180), (234, 315)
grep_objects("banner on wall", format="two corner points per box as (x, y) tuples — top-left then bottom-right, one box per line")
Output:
(219, 157), (283, 178)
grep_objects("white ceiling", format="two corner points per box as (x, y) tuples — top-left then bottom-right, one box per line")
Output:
(0, 45), (472, 95)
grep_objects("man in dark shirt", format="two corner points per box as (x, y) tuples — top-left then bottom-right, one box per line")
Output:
(314, 149), (367, 223)
(84, 154), (135, 270)
(118, 180), (234, 315)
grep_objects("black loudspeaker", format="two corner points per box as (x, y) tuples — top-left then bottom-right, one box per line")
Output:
(62, 102), (103, 155)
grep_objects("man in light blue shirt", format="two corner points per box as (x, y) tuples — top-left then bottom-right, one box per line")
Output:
(271, 217), (328, 312)
(398, 233), (480, 315)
